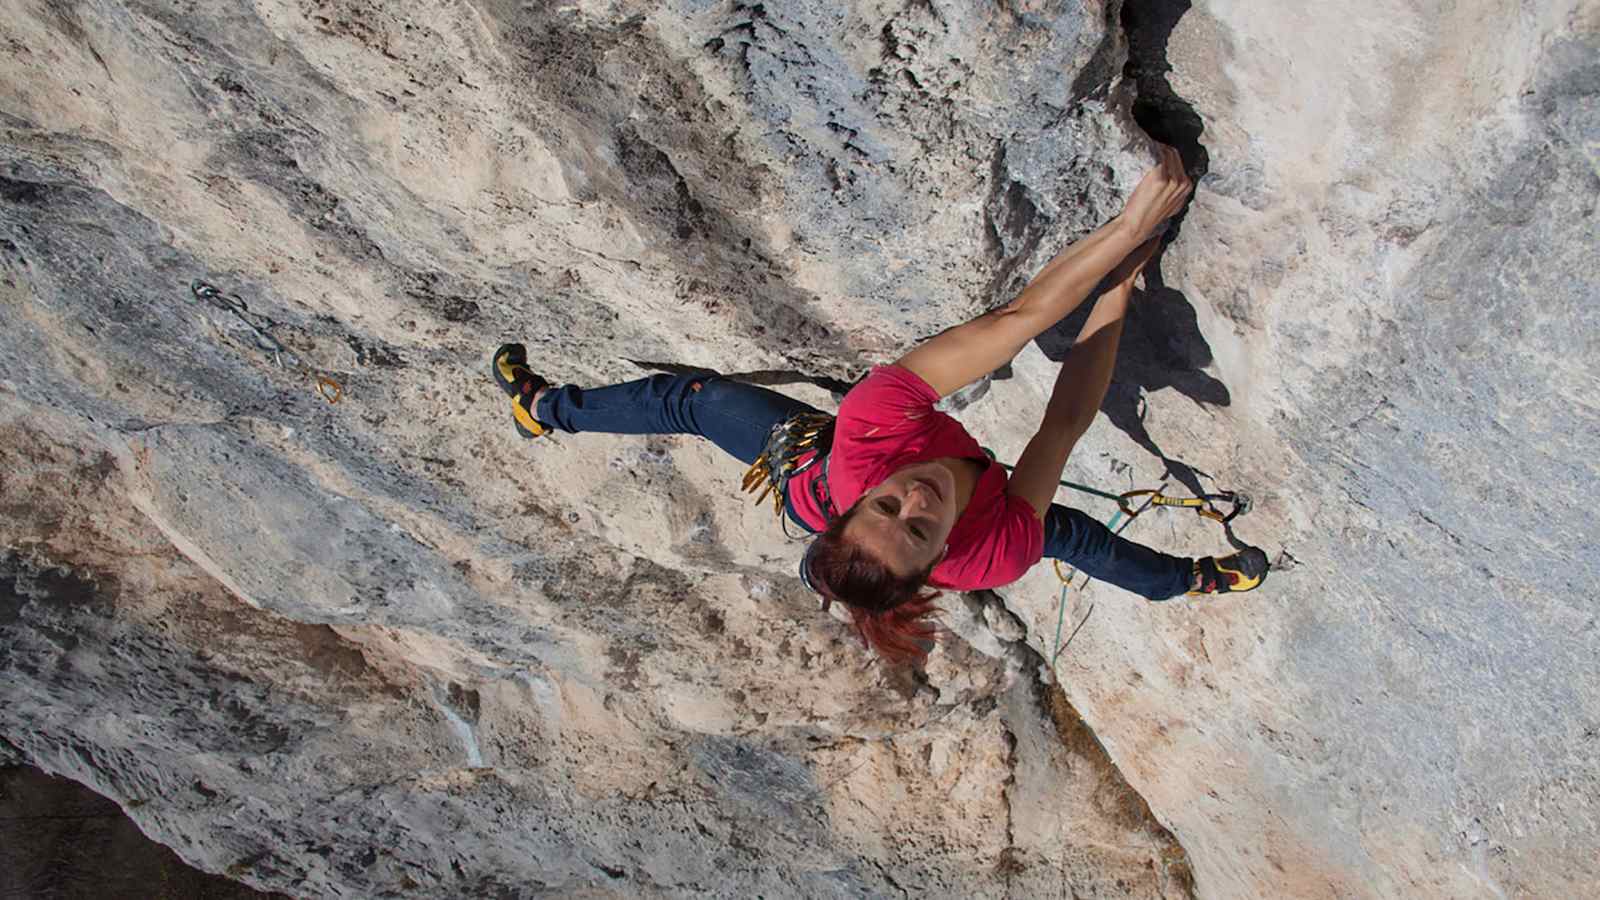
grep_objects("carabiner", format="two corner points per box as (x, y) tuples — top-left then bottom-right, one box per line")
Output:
(315, 374), (343, 404)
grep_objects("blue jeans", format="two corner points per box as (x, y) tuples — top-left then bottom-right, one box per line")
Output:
(537, 372), (1193, 600)
(1041, 506), (1193, 600)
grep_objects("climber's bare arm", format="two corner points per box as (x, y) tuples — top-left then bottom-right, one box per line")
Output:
(896, 146), (1191, 397)
(1007, 240), (1156, 518)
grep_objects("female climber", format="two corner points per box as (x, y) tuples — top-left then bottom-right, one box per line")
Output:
(491, 145), (1266, 666)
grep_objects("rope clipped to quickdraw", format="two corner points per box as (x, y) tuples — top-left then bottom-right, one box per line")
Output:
(1049, 562), (1095, 666)
(742, 411), (834, 522)
(190, 280), (343, 404)
(1046, 487), (1253, 665)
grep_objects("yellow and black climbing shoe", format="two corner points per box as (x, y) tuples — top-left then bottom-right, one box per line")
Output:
(491, 343), (551, 439)
(1189, 547), (1269, 595)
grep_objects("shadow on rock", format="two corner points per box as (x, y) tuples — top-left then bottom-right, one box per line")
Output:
(1033, 258), (1230, 499)
(627, 359), (856, 398)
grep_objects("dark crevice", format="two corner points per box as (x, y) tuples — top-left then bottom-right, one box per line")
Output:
(969, 595), (1198, 897)
(625, 359), (856, 398)
(995, 723), (1022, 885)
(1123, 0), (1209, 182)
(1069, 0), (1127, 103)
(1037, 683), (1197, 896)
(980, 141), (1045, 302)
(0, 765), (289, 899)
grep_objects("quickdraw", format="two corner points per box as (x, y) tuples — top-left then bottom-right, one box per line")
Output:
(1048, 487), (1251, 664)
(1117, 488), (1250, 525)
(742, 411), (834, 520)
(191, 279), (343, 404)
(992, 451), (1250, 528)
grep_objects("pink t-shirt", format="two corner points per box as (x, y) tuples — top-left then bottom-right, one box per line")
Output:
(787, 365), (1045, 590)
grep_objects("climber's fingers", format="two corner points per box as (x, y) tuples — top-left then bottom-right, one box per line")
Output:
(1157, 145), (1193, 218)
(1119, 144), (1194, 241)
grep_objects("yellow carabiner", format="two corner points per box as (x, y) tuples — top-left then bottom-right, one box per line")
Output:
(1052, 558), (1075, 585)
(1151, 493), (1207, 509)
(1117, 489), (1162, 518)
(315, 374), (343, 404)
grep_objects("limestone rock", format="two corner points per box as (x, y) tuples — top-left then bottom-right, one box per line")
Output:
(994, 2), (1600, 898)
(2, 0), (1596, 897)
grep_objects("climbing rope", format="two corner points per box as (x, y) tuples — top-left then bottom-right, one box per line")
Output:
(1035, 478), (1252, 666)
(993, 459), (1250, 523)
(190, 279), (342, 404)
(992, 460), (1124, 504)
(1048, 490), (1151, 664)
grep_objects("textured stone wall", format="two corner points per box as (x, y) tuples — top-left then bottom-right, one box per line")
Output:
(1001, 2), (1600, 897)
(1, 0), (1596, 897)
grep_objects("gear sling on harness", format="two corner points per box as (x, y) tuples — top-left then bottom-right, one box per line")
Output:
(741, 411), (836, 520)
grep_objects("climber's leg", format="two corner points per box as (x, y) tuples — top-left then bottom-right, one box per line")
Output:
(1042, 503), (1194, 600)
(535, 372), (820, 465)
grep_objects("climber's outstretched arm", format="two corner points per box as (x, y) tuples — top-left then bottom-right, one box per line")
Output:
(896, 146), (1191, 397)
(1006, 239), (1156, 518)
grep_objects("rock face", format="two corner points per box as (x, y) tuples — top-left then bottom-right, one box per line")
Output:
(1007, 3), (1600, 897)
(0, 0), (1594, 898)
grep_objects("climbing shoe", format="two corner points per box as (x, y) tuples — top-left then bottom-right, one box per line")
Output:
(491, 343), (551, 439)
(1189, 547), (1269, 595)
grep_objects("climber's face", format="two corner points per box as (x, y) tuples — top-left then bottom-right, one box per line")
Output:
(843, 461), (958, 577)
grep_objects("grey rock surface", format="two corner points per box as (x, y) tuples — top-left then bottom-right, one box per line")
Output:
(1, 0), (1596, 898)
(997, 2), (1600, 898)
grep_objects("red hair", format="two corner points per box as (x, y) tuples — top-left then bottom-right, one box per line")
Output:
(805, 501), (942, 666)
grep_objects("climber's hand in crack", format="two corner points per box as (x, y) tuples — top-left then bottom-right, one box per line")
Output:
(1114, 144), (1192, 244)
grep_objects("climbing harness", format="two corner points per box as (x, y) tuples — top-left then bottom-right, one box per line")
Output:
(992, 459), (1124, 504)
(190, 280), (343, 404)
(742, 411), (834, 529)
